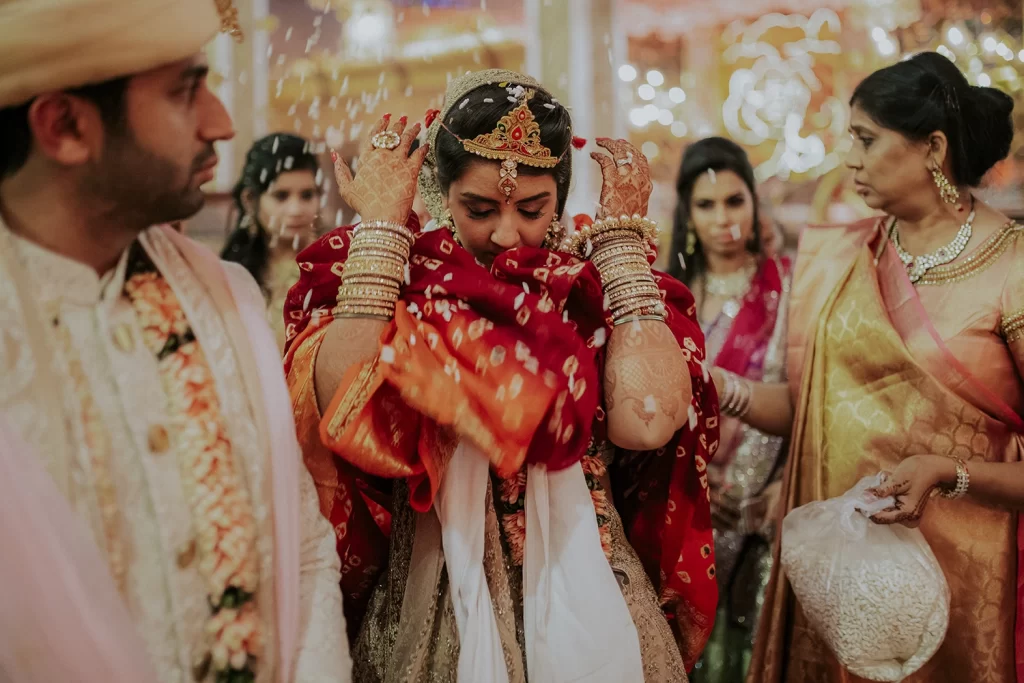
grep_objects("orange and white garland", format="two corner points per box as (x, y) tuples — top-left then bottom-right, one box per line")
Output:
(125, 254), (262, 681)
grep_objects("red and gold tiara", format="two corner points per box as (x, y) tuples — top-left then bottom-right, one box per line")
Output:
(443, 88), (561, 201)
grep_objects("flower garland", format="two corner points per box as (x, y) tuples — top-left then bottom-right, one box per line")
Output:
(496, 439), (612, 565)
(124, 247), (262, 683)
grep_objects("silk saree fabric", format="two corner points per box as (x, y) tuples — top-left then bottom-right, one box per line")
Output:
(749, 219), (1024, 683)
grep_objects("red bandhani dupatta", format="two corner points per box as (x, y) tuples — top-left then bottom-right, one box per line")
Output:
(283, 218), (719, 669)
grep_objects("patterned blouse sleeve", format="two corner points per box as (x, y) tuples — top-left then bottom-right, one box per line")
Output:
(999, 235), (1024, 380)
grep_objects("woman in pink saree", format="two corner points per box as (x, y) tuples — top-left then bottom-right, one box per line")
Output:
(716, 52), (1024, 683)
(668, 138), (789, 683)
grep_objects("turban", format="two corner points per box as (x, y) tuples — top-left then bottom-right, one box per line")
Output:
(0, 0), (238, 108)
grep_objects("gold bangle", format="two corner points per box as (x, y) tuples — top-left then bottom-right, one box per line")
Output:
(341, 275), (403, 288)
(342, 262), (405, 278)
(355, 219), (415, 242)
(345, 250), (407, 266)
(561, 215), (658, 259)
(612, 313), (666, 326)
(332, 303), (397, 319)
(350, 233), (412, 252)
(612, 299), (666, 319)
(610, 297), (663, 317)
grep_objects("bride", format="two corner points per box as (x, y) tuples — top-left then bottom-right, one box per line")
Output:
(283, 69), (719, 682)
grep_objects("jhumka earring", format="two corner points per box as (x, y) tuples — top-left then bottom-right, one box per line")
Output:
(543, 218), (565, 250)
(445, 87), (560, 203)
(932, 167), (961, 208)
(439, 209), (461, 245)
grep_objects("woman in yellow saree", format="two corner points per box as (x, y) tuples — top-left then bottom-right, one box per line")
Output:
(715, 52), (1024, 683)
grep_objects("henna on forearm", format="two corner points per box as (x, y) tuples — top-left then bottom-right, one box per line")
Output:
(604, 319), (691, 451)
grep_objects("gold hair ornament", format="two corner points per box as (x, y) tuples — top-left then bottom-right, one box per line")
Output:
(443, 88), (560, 202)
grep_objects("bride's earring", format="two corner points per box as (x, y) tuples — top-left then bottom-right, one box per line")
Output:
(440, 209), (461, 245)
(543, 218), (565, 250)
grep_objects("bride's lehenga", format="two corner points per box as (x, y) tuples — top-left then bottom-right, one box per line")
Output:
(353, 446), (688, 683)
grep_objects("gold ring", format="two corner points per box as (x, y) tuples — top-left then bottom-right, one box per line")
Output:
(371, 131), (402, 150)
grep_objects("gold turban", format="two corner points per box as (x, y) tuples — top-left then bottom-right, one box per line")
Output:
(0, 0), (239, 108)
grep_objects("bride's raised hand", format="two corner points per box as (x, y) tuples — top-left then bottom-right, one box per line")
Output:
(590, 138), (654, 220)
(331, 114), (429, 225)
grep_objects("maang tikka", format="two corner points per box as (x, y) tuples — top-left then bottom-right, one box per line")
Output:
(442, 86), (560, 202)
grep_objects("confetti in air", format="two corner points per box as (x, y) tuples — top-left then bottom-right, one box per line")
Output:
(303, 290), (312, 312)
(730, 224), (741, 240)
(593, 328), (607, 348)
(460, 98), (469, 110)
(688, 405), (698, 430)
(677, 253), (686, 271)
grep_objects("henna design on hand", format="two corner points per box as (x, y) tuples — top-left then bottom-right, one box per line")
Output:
(590, 138), (654, 220)
(604, 320), (686, 427)
(333, 114), (430, 224)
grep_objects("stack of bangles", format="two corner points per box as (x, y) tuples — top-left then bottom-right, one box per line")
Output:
(332, 219), (414, 320)
(561, 214), (665, 327)
(717, 368), (752, 418)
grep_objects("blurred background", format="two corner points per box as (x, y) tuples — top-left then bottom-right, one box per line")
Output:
(189, 0), (1024, 262)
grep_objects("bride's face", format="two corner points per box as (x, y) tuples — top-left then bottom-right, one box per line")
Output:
(445, 159), (558, 267)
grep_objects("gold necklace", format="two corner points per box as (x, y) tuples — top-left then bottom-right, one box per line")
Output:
(704, 262), (756, 298)
(890, 208), (975, 284)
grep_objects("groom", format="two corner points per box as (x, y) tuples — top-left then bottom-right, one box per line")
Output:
(0, 1), (350, 681)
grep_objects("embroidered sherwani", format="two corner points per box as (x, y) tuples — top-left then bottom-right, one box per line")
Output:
(0, 221), (351, 683)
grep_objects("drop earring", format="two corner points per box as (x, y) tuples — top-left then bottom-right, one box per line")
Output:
(543, 218), (565, 250)
(932, 167), (962, 210)
(440, 209), (461, 245)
